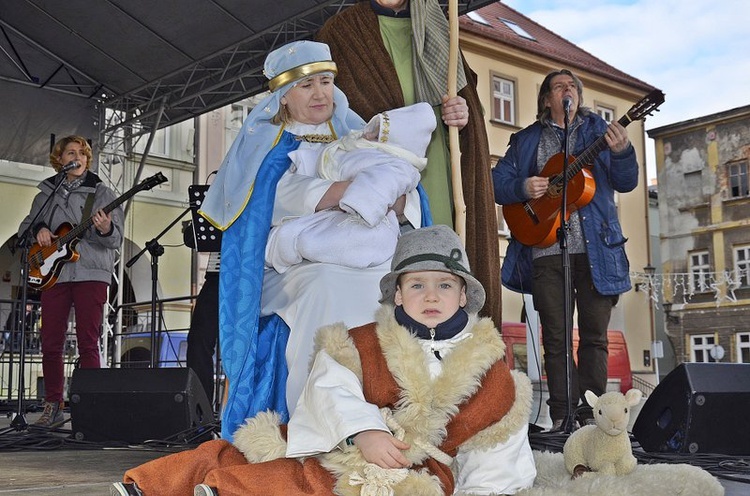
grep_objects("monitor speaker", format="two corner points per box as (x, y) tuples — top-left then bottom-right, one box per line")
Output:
(633, 362), (750, 455)
(69, 368), (214, 444)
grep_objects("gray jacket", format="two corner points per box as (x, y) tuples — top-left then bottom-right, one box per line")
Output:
(18, 170), (123, 285)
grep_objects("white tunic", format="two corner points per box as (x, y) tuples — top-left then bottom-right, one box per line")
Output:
(261, 122), (421, 413)
(286, 321), (537, 495)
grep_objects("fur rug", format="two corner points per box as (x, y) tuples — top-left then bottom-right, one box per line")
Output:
(516, 451), (724, 496)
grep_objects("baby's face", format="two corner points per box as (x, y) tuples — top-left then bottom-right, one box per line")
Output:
(394, 271), (467, 328)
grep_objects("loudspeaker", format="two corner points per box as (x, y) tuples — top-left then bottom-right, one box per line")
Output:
(69, 368), (213, 444)
(633, 363), (750, 455)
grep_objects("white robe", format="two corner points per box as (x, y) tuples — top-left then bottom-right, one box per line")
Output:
(261, 122), (421, 413)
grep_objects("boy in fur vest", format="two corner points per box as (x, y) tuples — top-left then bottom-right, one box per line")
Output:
(112, 225), (536, 496)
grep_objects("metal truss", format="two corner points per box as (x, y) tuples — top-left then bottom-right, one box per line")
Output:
(2, 1), (494, 136)
(101, 0), (495, 136)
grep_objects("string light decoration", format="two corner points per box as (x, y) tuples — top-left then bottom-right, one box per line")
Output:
(630, 268), (749, 308)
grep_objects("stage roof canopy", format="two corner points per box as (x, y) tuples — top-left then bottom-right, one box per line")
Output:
(1, 0), (494, 134)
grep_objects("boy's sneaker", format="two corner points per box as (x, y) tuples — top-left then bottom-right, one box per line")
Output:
(194, 484), (218, 496)
(111, 482), (143, 496)
(33, 401), (65, 428)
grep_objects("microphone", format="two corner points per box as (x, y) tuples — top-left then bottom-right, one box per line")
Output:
(60, 161), (81, 173)
(562, 97), (573, 115)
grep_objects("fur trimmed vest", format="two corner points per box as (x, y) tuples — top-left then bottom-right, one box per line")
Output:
(233, 307), (532, 495)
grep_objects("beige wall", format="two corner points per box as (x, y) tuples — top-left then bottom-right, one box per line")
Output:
(461, 34), (655, 376)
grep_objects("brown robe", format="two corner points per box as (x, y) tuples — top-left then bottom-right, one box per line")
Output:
(316, 2), (502, 324)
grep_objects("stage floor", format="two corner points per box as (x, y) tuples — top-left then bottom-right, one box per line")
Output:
(0, 408), (748, 495)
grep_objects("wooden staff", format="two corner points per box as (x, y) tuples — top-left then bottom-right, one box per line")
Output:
(447, 0), (466, 245)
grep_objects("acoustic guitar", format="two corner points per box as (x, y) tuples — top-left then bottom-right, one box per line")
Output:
(503, 89), (665, 248)
(26, 172), (167, 291)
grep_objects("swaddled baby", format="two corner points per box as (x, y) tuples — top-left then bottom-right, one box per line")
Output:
(265, 102), (436, 272)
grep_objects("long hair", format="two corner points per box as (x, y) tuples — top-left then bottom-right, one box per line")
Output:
(49, 135), (93, 172)
(536, 69), (588, 124)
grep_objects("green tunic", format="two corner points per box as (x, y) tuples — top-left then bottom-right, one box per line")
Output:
(378, 15), (454, 228)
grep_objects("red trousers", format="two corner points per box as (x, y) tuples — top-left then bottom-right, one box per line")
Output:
(40, 281), (107, 402)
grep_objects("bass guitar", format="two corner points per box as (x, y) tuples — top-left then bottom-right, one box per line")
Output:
(503, 89), (665, 248)
(27, 172), (168, 291)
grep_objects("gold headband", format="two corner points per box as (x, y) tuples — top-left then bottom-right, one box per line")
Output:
(267, 61), (338, 92)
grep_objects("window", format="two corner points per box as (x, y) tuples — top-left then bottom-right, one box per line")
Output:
(737, 333), (750, 363)
(149, 128), (169, 157)
(728, 160), (749, 199)
(690, 334), (717, 362)
(131, 124), (169, 157)
(226, 101), (252, 150)
(495, 205), (509, 237)
(467, 11), (490, 26)
(224, 93), (268, 151)
(684, 170), (702, 196)
(511, 343), (528, 373)
(499, 18), (536, 41)
(689, 251), (710, 293)
(492, 75), (515, 125)
(596, 105), (615, 123)
(735, 245), (750, 287)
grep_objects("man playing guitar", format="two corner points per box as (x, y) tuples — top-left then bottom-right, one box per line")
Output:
(493, 69), (640, 432)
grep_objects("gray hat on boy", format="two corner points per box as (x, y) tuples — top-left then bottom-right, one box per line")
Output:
(379, 225), (486, 314)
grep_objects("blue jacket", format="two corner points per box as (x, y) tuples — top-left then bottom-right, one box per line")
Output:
(493, 113), (638, 296)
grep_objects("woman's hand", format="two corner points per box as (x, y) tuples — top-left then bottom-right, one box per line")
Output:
(92, 209), (112, 235)
(315, 180), (352, 211)
(352, 430), (411, 469)
(441, 95), (469, 130)
(35, 227), (57, 247)
(389, 195), (407, 216)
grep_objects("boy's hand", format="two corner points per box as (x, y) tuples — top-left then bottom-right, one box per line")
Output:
(353, 430), (411, 469)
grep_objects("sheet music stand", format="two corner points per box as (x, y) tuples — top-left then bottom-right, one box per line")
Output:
(188, 185), (222, 253)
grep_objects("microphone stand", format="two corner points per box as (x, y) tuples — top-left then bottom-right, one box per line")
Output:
(126, 207), (191, 368)
(1, 172), (68, 433)
(558, 102), (576, 434)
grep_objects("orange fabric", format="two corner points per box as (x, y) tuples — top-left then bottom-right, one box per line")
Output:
(203, 457), (336, 496)
(442, 359), (516, 454)
(123, 440), (247, 494)
(349, 324), (401, 407)
(124, 438), (336, 495)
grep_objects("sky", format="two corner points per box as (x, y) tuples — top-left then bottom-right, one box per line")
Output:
(501, 0), (750, 182)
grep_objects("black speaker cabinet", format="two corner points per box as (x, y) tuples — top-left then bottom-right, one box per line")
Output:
(69, 368), (213, 444)
(633, 363), (750, 455)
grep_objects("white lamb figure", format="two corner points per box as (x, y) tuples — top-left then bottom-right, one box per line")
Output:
(563, 388), (643, 478)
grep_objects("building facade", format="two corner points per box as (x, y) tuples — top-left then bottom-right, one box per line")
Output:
(648, 105), (750, 365)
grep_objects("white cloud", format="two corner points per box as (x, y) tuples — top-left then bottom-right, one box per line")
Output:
(502, 0), (750, 179)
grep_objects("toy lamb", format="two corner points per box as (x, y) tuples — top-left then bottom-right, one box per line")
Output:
(563, 388), (643, 478)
